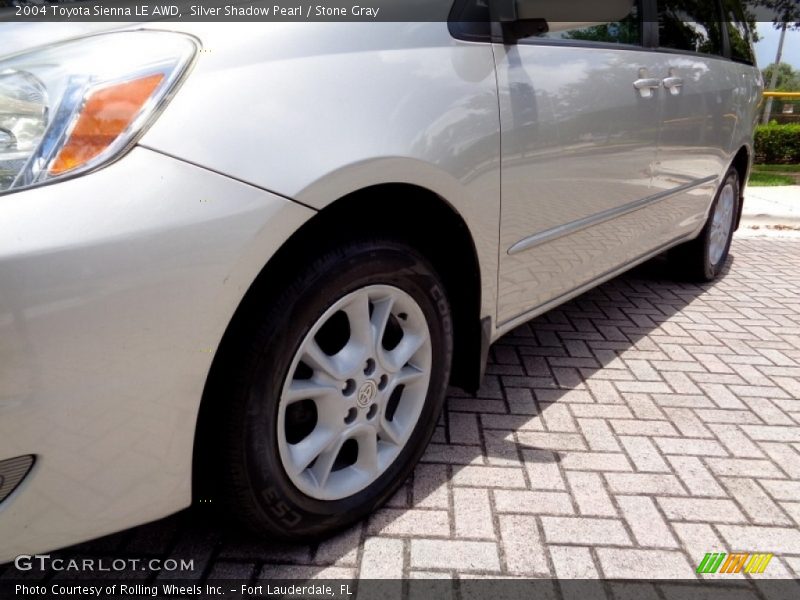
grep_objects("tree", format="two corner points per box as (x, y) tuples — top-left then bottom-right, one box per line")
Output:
(751, 2), (799, 122)
(762, 63), (800, 91)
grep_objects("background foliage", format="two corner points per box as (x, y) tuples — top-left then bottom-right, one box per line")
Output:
(755, 123), (800, 164)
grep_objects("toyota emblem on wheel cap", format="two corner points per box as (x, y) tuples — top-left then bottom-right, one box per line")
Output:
(357, 380), (378, 408)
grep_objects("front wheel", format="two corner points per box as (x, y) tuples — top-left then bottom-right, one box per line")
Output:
(669, 168), (740, 281)
(216, 240), (452, 539)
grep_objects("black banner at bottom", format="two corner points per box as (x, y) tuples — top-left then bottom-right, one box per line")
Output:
(2, 579), (800, 600)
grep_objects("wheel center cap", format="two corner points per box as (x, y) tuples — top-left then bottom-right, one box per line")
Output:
(357, 380), (378, 408)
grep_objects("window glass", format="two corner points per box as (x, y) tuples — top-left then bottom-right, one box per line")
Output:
(657, 0), (724, 56)
(724, 0), (756, 64)
(450, 0), (491, 40)
(533, 1), (642, 45)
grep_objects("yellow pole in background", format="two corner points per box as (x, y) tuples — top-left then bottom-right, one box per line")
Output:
(763, 92), (800, 98)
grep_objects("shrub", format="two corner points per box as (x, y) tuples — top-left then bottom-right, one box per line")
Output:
(755, 123), (800, 165)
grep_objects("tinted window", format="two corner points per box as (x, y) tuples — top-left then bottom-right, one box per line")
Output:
(724, 0), (756, 64)
(534, 1), (642, 45)
(657, 0), (724, 56)
(450, 0), (491, 41)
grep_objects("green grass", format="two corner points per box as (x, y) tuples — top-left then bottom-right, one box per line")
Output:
(754, 164), (800, 173)
(749, 172), (796, 186)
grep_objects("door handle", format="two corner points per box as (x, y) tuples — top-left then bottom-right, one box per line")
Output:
(634, 69), (660, 98)
(633, 78), (661, 98)
(663, 76), (684, 95)
(663, 68), (684, 96)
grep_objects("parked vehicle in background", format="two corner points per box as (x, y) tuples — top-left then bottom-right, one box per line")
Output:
(0, 0), (761, 561)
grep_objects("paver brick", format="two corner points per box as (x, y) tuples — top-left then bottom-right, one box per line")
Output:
(610, 420), (680, 437)
(653, 437), (728, 457)
(540, 517), (632, 546)
(758, 479), (800, 502)
(568, 404), (634, 419)
(782, 502), (800, 527)
(483, 430), (524, 467)
(493, 490), (575, 516)
(742, 398), (794, 426)
(663, 408), (714, 438)
(410, 539), (501, 572)
(453, 488), (495, 540)
(449, 412), (481, 445)
(522, 449), (566, 490)
(619, 437), (670, 472)
(498, 515), (549, 575)
(652, 394), (715, 408)
(717, 525), (800, 555)
(548, 546), (599, 578)
(421, 443), (483, 465)
(759, 442), (800, 478)
(452, 465), (527, 489)
(616, 496), (678, 548)
(560, 452), (633, 472)
(585, 379), (625, 404)
(605, 473), (687, 496)
(699, 383), (748, 409)
(412, 463), (449, 509)
(671, 523), (726, 564)
(705, 457), (786, 479)
(539, 403), (578, 432)
(360, 537), (404, 579)
(692, 409), (762, 424)
(504, 387), (539, 415)
(566, 471), (617, 517)
(367, 509), (450, 538)
(577, 418), (622, 452)
(595, 548), (693, 579)
(481, 414), (544, 431)
(623, 393), (666, 419)
(707, 423), (765, 458)
(742, 425), (800, 442)
(718, 477), (792, 526)
(314, 526), (362, 566)
(657, 497), (746, 524)
(516, 431), (587, 451)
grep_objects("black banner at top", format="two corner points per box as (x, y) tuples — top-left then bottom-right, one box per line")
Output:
(0, 0), (798, 23)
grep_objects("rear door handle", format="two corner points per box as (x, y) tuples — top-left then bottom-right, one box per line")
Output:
(633, 78), (661, 98)
(663, 76), (684, 95)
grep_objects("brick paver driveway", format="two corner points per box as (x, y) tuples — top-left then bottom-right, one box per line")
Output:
(3, 237), (800, 582)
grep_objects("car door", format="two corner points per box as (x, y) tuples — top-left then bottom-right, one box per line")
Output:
(646, 0), (737, 239)
(495, 0), (668, 325)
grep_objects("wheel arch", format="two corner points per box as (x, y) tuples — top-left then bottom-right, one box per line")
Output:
(730, 145), (752, 231)
(193, 183), (487, 500)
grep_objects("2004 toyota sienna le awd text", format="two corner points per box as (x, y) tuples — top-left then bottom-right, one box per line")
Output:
(0, 0), (761, 561)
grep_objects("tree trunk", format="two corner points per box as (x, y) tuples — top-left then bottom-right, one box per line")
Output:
(762, 22), (789, 125)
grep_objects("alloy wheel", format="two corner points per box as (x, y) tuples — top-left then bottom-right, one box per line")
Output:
(277, 285), (432, 500)
(708, 182), (735, 266)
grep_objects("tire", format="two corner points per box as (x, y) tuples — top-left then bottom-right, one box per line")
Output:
(669, 168), (740, 282)
(216, 239), (452, 539)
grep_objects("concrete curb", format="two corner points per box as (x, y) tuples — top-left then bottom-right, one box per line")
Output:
(741, 185), (800, 231)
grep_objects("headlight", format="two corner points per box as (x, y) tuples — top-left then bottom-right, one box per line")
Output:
(0, 31), (196, 194)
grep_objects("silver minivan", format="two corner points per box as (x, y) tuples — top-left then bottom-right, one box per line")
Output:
(0, 0), (761, 559)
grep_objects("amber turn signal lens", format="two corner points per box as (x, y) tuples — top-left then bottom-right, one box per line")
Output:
(49, 73), (164, 176)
